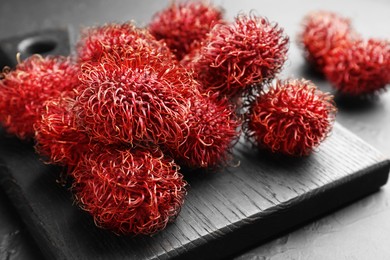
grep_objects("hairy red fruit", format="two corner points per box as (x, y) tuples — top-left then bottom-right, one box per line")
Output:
(180, 46), (202, 68)
(245, 79), (336, 156)
(324, 39), (390, 95)
(165, 92), (240, 169)
(77, 22), (174, 63)
(191, 14), (289, 99)
(72, 147), (186, 235)
(0, 55), (79, 139)
(34, 95), (91, 168)
(75, 49), (200, 147)
(149, 1), (224, 60)
(299, 11), (356, 71)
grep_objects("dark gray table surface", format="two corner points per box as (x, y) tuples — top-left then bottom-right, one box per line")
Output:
(1, 0), (389, 259)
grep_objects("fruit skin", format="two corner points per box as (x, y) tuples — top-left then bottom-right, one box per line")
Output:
(75, 48), (200, 148)
(77, 22), (174, 63)
(324, 39), (390, 96)
(299, 11), (356, 71)
(245, 79), (336, 156)
(34, 95), (91, 168)
(72, 147), (187, 236)
(189, 14), (289, 100)
(164, 92), (240, 169)
(149, 1), (225, 60)
(75, 22), (201, 148)
(0, 55), (79, 139)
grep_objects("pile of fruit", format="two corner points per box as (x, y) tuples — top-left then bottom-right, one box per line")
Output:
(0, 2), (336, 235)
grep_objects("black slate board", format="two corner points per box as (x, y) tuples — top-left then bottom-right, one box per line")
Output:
(0, 123), (389, 260)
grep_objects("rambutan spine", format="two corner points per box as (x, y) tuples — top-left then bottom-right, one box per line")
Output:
(245, 79), (336, 156)
(299, 10), (356, 71)
(189, 13), (289, 99)
(0, 55), (79, 139)
(72, 147), (187, 235)
(34, 95), (91, 168)
(164, 92), (240, 169)
(324, 39), (390, 95)
(75, 49), (200, 147)
(77, 22), (174, 63)
(149, 1), (225, 60)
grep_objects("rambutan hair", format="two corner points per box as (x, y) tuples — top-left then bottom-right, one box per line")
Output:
(245, 79), (336, 156)
(76, 22), (174, 63)
(324, 39), (390, 95)
(75, 49), (200, 147)
(180, 47), (202, 68)
(149, 1), (225, 60)
(191, 13), (289, 99)
(72, 147), (186, 235)
(164, 92), (240, 169)
(299, 11), (356, 71)
(0, 55), (79, 139)
(34, 95), (91, 168)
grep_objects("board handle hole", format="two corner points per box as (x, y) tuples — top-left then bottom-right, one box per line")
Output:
(18, 37), (57, 55)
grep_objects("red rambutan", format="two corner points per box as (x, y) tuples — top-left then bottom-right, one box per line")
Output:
(34, 95), (91, 168)
(164, 92), (240, 169)
(0, 55), (79, 139)
(75, 49), (200, 147)
(180, 46), (202, 69)
(299, 11), (356, 71)
(149, 1), (225, 60)
(77, 22), (174, 63)
(245, 79), (336, 156)
(191, 13), (289, 99)
(72, 147), (186, 235)
(324, 39), (390, 95)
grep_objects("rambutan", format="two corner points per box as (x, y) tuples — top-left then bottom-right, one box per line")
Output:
(299, 11), (356, 71)
(149, 1), (224, 61)
(72, 147), (186, 235)
(245, 79), (336, 156)
(324, 39), (390, 95)
(180, 47), (202, 68)
(164, 92), (240, 169)
(0, 55), (79, 139)
(75, 49), (200, 147)
(191, 13), (289, 99)
(34, 95), (91, 168)
(77, 22), (174, 63)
